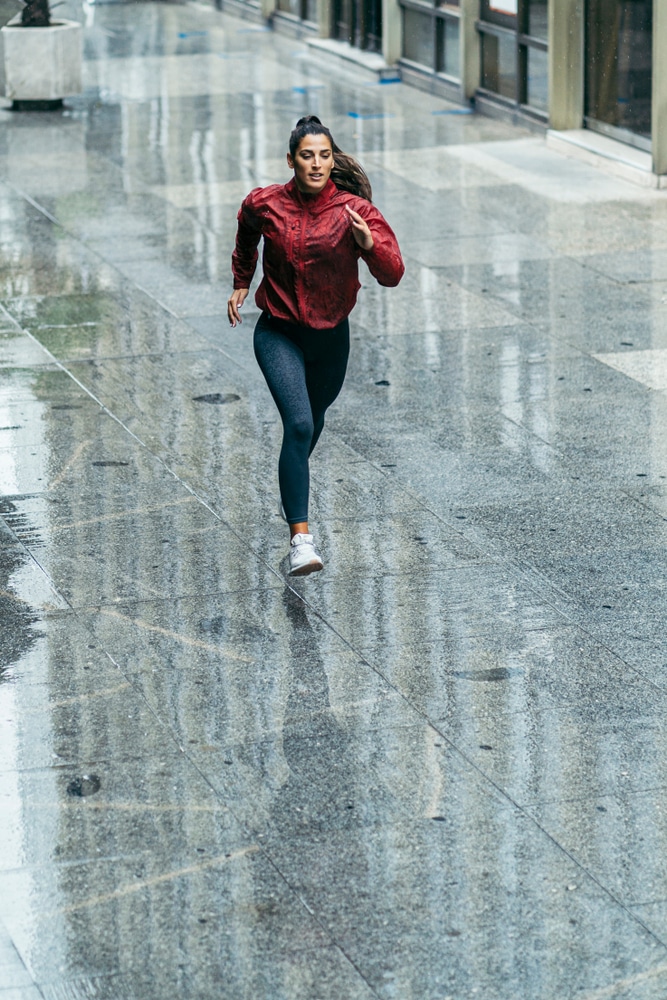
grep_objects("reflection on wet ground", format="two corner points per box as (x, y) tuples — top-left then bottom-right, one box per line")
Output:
(2, 1), (667, 997)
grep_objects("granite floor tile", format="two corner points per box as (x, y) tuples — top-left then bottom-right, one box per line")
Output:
(442, 700), (667, 806)
(400, 232), (554, 270)
(1, 289), (211, 362)
(32, 949), (378, 1000)
(0, 849), (333, 991)
(0, 331), (52, 370)
(532, 313), (667, 354)
(530, 789), (667, 910)
(11, 497), (278, 607)
(353, 275), (523, 333)
(323, 420), (574, 509)
(0, 678), (180, 775)
(0, 752), (245, 871)
(430, 255), (653, 325)
(191, 723), (462, 839)
(461, 490), (667, 555)
(185, 312), (263, 367)
(298, 564), (567, 651)
(314, 510), (487, 573)
(65, 348), (254, 407)
(583, 628), (667, 689)
(629, 903), (667, 950)
(364, 624), (653, 713)
(264, 808), (667, 1000)
(0, 545), (66, 617)
(76, 587), (415, 747)
(575, 249), (667, 285)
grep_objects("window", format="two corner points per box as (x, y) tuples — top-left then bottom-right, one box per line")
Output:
(478, 0), (548, 116)
(401, 0), (461, 79)
(585, 0), (652, 145)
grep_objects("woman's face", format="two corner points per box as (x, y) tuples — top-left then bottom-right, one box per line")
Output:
(287, 134), (334, 194)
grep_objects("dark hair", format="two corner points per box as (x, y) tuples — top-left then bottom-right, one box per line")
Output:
(289, 115), (372, 202)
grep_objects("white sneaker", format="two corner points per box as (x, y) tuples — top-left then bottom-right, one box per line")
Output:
(288, 533), (323, 576)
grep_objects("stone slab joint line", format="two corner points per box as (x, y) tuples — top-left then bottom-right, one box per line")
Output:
(96, 607), (255, 662)
(51, 495), (197, 532)
(577, 961), (667, 999)
(41, 801), (229, 813)
(40, 846), (260, 916)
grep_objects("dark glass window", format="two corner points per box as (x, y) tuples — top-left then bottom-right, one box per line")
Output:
(526, 44), (548, 110)
(404, 8), (435, 67)
(585, 0), (652, 141)
(481, 31), (516, 100)
(334, 0), (382, 50)
(527, 0), (547, 41)
(438, 16), (460, 77)
(400, 0), (461, 79)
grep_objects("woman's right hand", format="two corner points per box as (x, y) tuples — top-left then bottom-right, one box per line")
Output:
(228, 288), (249, 327)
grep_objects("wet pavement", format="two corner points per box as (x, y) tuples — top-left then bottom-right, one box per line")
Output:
(2, 2), (667, 998)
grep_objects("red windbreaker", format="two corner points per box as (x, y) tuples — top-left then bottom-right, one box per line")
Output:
(232, 178), (404, 330)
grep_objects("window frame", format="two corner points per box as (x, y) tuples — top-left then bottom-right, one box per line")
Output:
(476, 1), (548, 118)
(400, 0), (462, 81)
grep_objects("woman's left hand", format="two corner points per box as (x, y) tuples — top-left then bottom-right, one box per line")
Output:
(346, 205), (374, 251)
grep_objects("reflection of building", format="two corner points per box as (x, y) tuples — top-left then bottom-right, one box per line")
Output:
(216, 0), (667, 182)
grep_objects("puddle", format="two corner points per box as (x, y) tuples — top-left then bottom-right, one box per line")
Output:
(452, 668), (521, 682)
(66, 774), (102, 797)
(192, 393), (241, 405)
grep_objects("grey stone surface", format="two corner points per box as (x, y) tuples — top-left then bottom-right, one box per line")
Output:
(1, 1), (667, 997)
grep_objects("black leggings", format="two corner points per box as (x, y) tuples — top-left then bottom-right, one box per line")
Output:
(254, 312), (350, 525)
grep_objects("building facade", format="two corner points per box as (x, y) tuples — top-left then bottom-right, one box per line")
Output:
(216, 0), (667, 182)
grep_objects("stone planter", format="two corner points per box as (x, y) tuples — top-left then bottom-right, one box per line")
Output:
(0, 16), (82, 109)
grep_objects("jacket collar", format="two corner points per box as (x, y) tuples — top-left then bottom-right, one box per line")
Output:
(286, 176), (337, 208)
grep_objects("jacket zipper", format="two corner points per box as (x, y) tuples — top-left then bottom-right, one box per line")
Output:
(298, 205), (309, 325)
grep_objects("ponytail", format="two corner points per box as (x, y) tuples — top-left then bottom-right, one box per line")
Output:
(289, 115), (373, 202)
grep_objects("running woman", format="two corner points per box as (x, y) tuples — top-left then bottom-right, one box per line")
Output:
(228, 115), (404, 576)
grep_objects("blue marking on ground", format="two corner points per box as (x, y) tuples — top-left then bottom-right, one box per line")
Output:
(178, 31), (208, 38)
(292, 85), (324, 93)
(348, 112), (395, 119)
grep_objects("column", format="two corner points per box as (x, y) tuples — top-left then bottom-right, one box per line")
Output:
(383, 0), (402, 65)
(460, 0), (480, 102)
(653, 0), (667, 175)
(316, 0), (332, 36)
(548, 0), (584, 130)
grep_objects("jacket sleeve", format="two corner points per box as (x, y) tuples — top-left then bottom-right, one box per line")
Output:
(231, 189), (264, 289)
(357, 203), (405, 287)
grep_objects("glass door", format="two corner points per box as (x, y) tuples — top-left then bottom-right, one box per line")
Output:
(585, 0), (652, 148)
